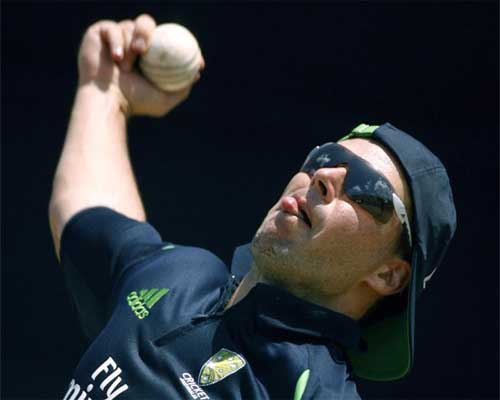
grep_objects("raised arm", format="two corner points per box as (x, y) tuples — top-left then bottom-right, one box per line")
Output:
(49, 15), (202, 258)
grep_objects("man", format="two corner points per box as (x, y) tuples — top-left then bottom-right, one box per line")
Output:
(50, 15), (456, 400)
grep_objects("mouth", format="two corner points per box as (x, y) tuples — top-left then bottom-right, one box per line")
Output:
(297, 205), (312, 228)
(279, 195), (312, 228)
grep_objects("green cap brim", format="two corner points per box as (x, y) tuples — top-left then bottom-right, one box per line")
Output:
(347, 260), (419, 381)
(347, 301), (411, 381)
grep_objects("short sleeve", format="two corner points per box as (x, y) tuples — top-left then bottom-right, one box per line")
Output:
(60, 207), (163, 340)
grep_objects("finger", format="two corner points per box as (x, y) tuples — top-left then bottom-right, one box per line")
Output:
(118, 20), (135, 72)
(131, 14), (156, 53)
(123, 73), (191, 117)
(99, 21), (125, 61)
(160, 85), (193, 113)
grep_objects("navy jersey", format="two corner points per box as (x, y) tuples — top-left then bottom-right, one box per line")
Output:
(60, 207), (362, 400)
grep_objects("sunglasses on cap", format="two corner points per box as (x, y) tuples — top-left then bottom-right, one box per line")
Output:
(300, 142), (412, 248)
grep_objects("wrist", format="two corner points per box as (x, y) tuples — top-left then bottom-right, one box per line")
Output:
(76, 81), (131, 118)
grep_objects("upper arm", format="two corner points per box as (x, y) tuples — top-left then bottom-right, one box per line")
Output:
(48, 193), (76, 260)
(58, 206), (161, 339)
(49, 190), (146, 261)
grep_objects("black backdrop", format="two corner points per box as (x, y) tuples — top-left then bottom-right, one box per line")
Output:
(2, 2), (498, 399)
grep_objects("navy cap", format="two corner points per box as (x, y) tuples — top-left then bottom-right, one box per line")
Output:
(340, 123), (457, 381)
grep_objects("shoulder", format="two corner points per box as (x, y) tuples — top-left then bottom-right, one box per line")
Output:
(116, 243), (229, 287)
(299, 345), (361, 400)
(113, 244), (230, 317)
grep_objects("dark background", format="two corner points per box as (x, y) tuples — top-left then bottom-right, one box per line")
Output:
(2, 1), (498, 399)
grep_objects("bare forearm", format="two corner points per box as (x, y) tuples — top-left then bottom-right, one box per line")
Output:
(49, 83), (145, 255)
(49, 15), (201, 258)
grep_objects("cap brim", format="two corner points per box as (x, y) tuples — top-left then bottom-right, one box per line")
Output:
(347, 252), (418, 381)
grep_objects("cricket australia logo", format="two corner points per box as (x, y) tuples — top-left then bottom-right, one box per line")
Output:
(198, 348), (246, 386)
(127, 288), (169, 320)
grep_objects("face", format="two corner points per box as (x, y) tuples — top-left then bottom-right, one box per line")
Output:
(251, 138), (411, 300)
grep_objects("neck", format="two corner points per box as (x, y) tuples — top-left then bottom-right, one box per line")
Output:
(225, 264), (263, 309)
(225, 265), (378, 321)
(327, 286), (379, 320)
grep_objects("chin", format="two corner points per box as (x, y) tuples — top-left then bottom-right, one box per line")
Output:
(252, 232), (290, 263)
(251, 221), (336, 299)
(251, 225), (304, 286)
(252, 217), (293, 259)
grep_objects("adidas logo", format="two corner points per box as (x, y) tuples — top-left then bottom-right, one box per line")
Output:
(127, 288), (169, 320)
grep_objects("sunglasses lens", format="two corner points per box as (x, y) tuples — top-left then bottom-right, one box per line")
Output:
(343, 160), (395, 222)
(301, 143), (395, 222)
(347, 193), (394, 223)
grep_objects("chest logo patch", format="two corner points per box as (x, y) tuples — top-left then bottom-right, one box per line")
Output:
(197, 348), (246, 386)
(127, 288), (169, 320)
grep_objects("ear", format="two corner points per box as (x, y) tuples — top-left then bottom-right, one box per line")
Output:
(363, 258), (411, 296)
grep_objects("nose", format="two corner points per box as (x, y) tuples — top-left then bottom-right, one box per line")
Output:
(310, 167), (347, 204)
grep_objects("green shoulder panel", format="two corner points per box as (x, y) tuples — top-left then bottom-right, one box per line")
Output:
(293, 369), (310, 400)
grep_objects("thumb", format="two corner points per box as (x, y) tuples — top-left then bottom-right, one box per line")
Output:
(119, 71), (193, 117)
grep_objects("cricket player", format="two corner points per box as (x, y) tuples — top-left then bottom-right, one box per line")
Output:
(50, 14), (456, 400)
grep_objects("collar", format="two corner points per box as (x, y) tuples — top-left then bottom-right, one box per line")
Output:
(230, 243), (254, 280)
(228, 244), (362, 350)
